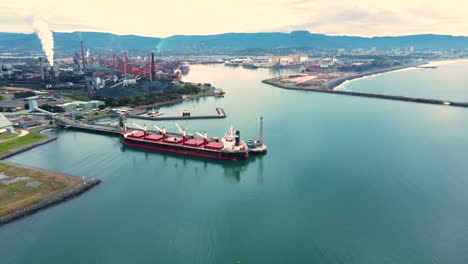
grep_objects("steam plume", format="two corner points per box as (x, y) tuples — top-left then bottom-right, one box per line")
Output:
(23, 9), (54, 66)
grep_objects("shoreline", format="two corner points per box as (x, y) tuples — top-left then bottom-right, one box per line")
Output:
(0, 136), (58, 160)
(261, 60), (468, 108)
(0, 162), (101, 226)
(329, 64), (421, 90)
(130, 90), (218, 113)
(262, 78), (468, 108)
(0, 133), (102, 226)
(335, 58), (468, 90)
(262, 63), (419, 92)
(333, 65), (420, 90)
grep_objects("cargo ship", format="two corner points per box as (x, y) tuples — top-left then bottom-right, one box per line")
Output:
(179, 62), (190, 74)
(242, 63), (259, 69)
(121, 123), (249, 160)
(224, 59), (243, 67)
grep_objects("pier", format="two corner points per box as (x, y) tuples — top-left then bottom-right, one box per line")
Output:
(127, 107), (226, 121)
(55, 116), (121, 136)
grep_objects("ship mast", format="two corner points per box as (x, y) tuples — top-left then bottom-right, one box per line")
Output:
(259, 116), (264, 145)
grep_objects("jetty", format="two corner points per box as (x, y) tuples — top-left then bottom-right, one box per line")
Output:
(55, 116), (121, 135)
(127, 107), (226, 121)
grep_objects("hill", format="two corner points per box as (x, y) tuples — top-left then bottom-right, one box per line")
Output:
(1, 31), (468, 55)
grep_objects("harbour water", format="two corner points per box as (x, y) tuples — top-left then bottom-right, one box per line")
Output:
(341, 60), (468, 101)
(2, 64), (468, 263)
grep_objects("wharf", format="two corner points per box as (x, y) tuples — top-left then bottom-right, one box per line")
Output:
(127, 107), (226, 121)
(249, 144), (268, 154)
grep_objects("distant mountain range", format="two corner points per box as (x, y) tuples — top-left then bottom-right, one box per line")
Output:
(1, 31), (468, 55)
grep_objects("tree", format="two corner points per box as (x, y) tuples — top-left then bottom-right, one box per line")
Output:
(14, 91), (35, 99)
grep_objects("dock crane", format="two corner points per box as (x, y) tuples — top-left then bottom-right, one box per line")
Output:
(152, 124), (166, 138)
(174, 122), (187, 141)
(131, 122), (148, 135)
(196, 131), (208, 144)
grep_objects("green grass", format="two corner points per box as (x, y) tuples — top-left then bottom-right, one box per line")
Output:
(0, 162), (81, 217)
(0, 133), (17, 140)
(84, 111), (108, 121)
(58, 92), (89, 101)
(0, 132), (47, 155)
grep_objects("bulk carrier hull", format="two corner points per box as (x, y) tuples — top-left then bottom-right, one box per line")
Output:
(122, 136), (249, 161)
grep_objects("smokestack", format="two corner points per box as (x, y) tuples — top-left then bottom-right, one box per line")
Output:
(0, 57), (3, 79)
(112, 54), (116, 68)
(148, 53), (153, 81)
(80, 40), (87, 73)
(38, 57), (45, 80)
(49, 66), (57, 84)
(122, 51), (127, 78)
(151, 52), (155, 80)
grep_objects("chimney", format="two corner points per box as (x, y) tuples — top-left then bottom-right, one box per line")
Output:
(39, 57), (45, 80)
(49, 66), (57, 84)
(148, 53), (153, 81)
(151, 52), (155, 80)
(122, 51), (127, 78)
(80, 40), (87, 73)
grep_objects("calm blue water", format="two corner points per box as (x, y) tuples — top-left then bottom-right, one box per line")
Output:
(341, 60), (468, 101)
(2, 64), (468, 264)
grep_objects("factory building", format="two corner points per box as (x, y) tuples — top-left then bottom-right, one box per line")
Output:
(28, 99), (39, 111)
(85, 76), (105, 90)
(0, 113), (14, 134)
(269, 54), (309, 65)
(60, 100), (105, 112)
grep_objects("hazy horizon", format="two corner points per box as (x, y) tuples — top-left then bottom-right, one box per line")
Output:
(1, 0), (467, 38)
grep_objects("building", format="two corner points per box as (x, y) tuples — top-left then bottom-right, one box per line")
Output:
(59, 100), (105, 112)
(85, 76), (105, 90)
(28, 99), (39, 111)
(0, 113), (14, 133)
(123, 78), (137, 87)
(0, 99), (25, 112)
(269, 54), (309, 66)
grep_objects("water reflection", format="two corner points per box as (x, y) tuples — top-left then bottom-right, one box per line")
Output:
(120, 143), (260, 183)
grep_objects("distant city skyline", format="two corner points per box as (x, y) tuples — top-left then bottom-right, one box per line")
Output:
(1, 0), (467, 37)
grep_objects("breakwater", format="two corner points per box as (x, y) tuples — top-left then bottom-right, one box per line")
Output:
(325, 65), (418, 90)
(263, 79), (468, 108)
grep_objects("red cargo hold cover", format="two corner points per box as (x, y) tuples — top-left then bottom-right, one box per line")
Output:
(205, 142), (224, 150)
(144, 134), (164, 141)
(129, 131), (145, 138)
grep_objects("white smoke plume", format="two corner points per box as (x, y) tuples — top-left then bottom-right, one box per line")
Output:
(23, 8), (55, 66)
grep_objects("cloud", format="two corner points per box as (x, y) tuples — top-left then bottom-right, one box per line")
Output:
(335, 7), (372, 21)
(0, 0), (467, 37)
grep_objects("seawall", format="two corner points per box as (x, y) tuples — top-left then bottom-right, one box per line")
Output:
(0, 137), (58, 160)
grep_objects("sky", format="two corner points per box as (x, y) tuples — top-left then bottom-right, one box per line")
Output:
(1, 0), (467, 37)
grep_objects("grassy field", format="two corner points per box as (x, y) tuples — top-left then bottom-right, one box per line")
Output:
(84, 111), (108, 121)
(0, 163), (80, 217)
(0, 132), (47, 155)
(0, 133), (18, 140)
